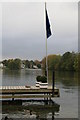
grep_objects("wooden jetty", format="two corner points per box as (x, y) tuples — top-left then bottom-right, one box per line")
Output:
(0, 71), (60, 100)
(0, 86), (60, 100)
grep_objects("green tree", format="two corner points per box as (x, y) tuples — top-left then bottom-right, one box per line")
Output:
(41, 57), (46, 69)
(25, 60), (30, 68)
(42, 55), (61, 70)
(34, 60), (41, 68)
(2, 60), (8, 67)
(37, 64), (41, 68)
(78, 53), (80, 71)
(14, 59), (21, 69)
(48, 55), (61, 70)
(59, 52), (75, 71)
(7, 58), (21, 70)
(73, 54), (78, 71)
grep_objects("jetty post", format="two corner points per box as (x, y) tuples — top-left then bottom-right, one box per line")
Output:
(45, 70), (47, 77)
(52, 71), (55, 96)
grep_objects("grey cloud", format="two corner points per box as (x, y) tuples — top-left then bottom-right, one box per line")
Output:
(2, 2), (78, 60)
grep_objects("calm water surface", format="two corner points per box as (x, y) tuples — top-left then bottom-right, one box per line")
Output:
(0, 69), (78, 119)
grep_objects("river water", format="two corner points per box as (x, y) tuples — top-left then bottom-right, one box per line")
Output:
(0, 69), (78, 119)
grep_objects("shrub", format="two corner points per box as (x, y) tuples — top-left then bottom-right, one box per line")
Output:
(36, 75), (41, 82)
(40, 76), (47, 83)
(36, 75), (47, 83)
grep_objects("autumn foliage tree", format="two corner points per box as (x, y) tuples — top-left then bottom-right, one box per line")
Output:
(42, 52), (79, 71)
(42, 54), (61, 70)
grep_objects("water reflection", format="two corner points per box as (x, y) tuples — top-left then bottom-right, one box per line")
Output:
(2, 69), (21, 79)
(2, 100), (60, 119)
(46, 70), (78, 88)
(2, 69), (78, 88)
(2, 69), (42, 86)
(55, 71), (78, 87)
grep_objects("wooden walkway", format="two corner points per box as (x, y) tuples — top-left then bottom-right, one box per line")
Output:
(0, 86), (60, 100)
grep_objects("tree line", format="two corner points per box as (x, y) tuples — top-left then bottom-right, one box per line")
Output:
(1, 52), (80, 71)
(2, 59), (41, 70)
(42, 52), (79, 71)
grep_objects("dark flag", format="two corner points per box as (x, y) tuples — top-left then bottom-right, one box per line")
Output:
(46, 10), (52, 38)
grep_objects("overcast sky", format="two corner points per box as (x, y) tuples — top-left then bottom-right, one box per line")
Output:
(1, 2), (78, 60)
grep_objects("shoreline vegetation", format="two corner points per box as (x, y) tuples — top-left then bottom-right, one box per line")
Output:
(1, 52), (80, 71)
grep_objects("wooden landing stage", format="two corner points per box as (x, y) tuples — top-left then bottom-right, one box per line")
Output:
(0, 86), (60, 100)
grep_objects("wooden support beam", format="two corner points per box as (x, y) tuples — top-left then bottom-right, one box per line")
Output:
(0, 95), (52, 99)
(0, 86), (60, 100)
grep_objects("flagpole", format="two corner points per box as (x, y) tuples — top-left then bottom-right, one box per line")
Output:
(45, 2), (48, 83)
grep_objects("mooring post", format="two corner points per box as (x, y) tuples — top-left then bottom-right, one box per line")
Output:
(52, 71), (55, 96)
(12, 93), (14, 101)
(49, 93), (51, 101)
(45, 70), (47, 76)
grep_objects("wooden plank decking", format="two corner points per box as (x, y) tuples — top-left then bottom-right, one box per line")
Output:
(0, 86), (60, 99)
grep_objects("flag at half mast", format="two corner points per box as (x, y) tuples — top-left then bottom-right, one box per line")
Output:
(46, 10), (52, 38)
